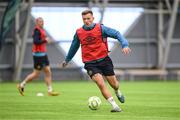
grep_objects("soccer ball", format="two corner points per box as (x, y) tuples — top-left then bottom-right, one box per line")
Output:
(36, 92), (44, 97)
(88, 96), (102, 110)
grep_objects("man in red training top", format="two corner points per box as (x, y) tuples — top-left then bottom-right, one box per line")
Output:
(17, 17), (59, 96)
(62, 10), (131, 112)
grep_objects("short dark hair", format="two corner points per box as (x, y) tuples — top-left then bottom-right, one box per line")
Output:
(81, 9), (93, 16)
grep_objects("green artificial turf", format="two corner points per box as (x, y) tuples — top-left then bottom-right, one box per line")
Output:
(0, 81), (180, 120)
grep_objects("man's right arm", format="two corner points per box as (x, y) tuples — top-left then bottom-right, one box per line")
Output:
(33, 29), (46, 45)
(65, 33), (80, 63)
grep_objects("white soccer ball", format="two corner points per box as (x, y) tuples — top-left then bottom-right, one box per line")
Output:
(88, 96), (102, 110)
(36, 92), (44, 97)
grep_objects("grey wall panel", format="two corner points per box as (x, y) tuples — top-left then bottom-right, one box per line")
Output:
(173, 15), (180, 38)
(23, 43), (33, 64)
(168, 44), (180, 63)
(126, 14), (158, 38)
(0, 43), (15, 64)
(50, 68), (84, 80)
(110, 42), (157, 68)
(163, 14), (180, 38)
(20, 68), (84, 81)
(0, 69), (13, 80)
(46, 44), (68, 65)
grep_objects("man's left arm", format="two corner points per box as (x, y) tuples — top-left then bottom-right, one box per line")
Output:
(101, 25), (131, 54)
(101, 25), (129, 48)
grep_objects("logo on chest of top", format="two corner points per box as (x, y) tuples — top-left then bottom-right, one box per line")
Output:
(83, 36), (96, 44)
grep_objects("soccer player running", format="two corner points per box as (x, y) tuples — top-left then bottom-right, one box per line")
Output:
(17, 17), (59, 96)
(62, 10), (131, 112)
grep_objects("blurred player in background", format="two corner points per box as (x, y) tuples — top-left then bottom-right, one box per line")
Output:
(17, 17), (59, 96)
(62, 10), (131, 112)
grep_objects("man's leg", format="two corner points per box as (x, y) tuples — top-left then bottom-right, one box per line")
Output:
(43, 66), (59, 96)
(92, 73), (121, 112)
(105, 75), (125, 103)
(17, 69), (40, 96)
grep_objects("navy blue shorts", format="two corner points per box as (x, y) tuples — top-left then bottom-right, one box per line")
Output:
(33, 55), (49, 70)
(84, 56), (115, 78)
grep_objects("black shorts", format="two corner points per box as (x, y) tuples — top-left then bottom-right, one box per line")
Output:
(84, 56), (115, 78)
(33, 55), (49, 70)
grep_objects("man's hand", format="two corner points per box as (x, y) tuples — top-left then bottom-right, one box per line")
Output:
(45, 37), (52, 43)
(122, 47), (131, 55)
(62, 61), (68, 68)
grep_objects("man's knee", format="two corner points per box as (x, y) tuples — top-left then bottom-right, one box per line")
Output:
(92, 73), (100, 78)
(31, 72), (40, 78)
(44, 66), (52, 75)
(92, 73), (105, 89)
